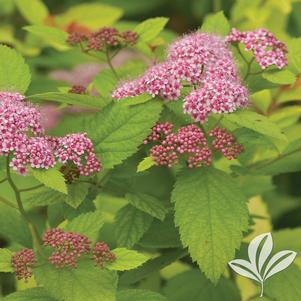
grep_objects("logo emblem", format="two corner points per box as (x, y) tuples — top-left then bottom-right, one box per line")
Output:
(228, 232), (297, 298)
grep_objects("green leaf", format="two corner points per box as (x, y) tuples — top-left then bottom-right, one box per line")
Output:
(223, 110), (286, 141)
(15, 0), (49, 25)
(93, 70), (117, 98)
(114, 204), (153, 248)
(137, 157), (155, 172)
(126, 193), (168, 221)
(287, 38), (301, 74)
(4, 287), (57, 301)
(34, 260), (117, 301)
(107, 248), (149, 271)
(0, 203), (32, 247)
(0, 45), (31, 93)
(24, 25), (70, 51)
(64, 182), (90, 209)
(164, 270), (241, 301)
(28, 92), (111, 110)
(64, 211), (105, 242)
(117, 289), (167, 301)
(172, 167), (248, 282)
(119, 249), (187, 286)
(273, 228), (301, 253)
(200, 11), (230, 36)
(134, 17), (169, 42)
(55, 3), (123, 30)
(83, 101), (162, 169)
(265, 265), (301, 301)
(250, 139), (301, 175)
(31, 169), (67, 194)
(262, 70), (296, 85)
(277, 86), (301, 103)
(0, 248), (13, 272)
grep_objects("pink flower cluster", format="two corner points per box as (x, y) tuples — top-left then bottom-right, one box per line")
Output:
(227, 28), (288, 69)
(112, 32), (248, 123)
(93, 242), (115, 268)
(11, 248), (37, 281)
(145, 123), (212, 168)
(0, 92), (101, 176)
(209, 127), (244, 160)
(43, 228), (91, 269)
(145, 122), (244, 168)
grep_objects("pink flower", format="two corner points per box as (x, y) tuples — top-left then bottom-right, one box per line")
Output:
(0, 92), (102, 176)
(112, 32), (248, 123)
(227, 28), (288, 69)
(43, 228), (91, 270)
(11, 248), (37, 281)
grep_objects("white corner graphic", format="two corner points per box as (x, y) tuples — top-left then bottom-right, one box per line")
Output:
(228, 232), (297, 298)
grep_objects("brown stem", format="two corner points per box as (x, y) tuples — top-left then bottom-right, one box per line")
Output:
(105, 49), (119, 80)
(6, 156), (43, 256)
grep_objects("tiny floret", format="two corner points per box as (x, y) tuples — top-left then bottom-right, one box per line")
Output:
(93, 241), (116, 268)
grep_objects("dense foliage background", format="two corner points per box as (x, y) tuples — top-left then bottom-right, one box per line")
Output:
(0, 0), (301, 300)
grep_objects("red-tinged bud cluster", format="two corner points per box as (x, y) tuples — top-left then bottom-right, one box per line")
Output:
(209, 127), (244, 160)
(146, 123), (244, 168)
(60, 164), (80, 184)
(93, 242), (115, 268)
(69, 84), (86, 94)
(67, 32), (86, 46)
(146, 123), (212, 168)
(43, 228), (91, 270)
(67, 26), (138, 51)
(11, 248), (37, 281)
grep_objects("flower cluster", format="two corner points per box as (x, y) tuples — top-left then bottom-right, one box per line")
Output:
(145, 122), (244, 168)
(69, 84), (86, 94)
(112, 32), (249, 123)
(11, 248), (37, 281)
(43, 228), (91, 269)
(209, 127), (244, 160)
(227, 28), (288, 69)
(67, 27), (138, 51)
(0, 92), (101, 176)
(93, 242), (115, 268)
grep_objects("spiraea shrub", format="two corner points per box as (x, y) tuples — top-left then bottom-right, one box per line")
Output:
(0, 1), (301, 301)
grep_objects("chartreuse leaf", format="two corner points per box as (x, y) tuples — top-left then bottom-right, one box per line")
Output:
(287, 38), (301, 74)
(0, 248), (13, 272)
(4, 287), (57, 301)
(63, 211), (105, 242)
(200, 11), (230, 36)
(262, 70), (296, 85)
(34, 260), (117, 301)
(137, 156), (155, 172)
(172, 167), (248, 282)
(0, 45), (31, 93)
(31, 169), (67, 194)
(28, 92), (111, 110)
(24, 25), (70, 51)
(251, 90), (272, 114)
(64, 182), (90, 208)
(114, 204), (153, 248)
(126, 193), (168, 221)
(117, 289), (167, 301)
(134, 17), (168, 42)
(83, 101), (162, 169)
(265, 265), (301, 301)
(164, 270), (240, 301)
(223, 110), (286, 141)
(15, 0), (49, 25)
(55, 3), (123, 30)
(107, 248), (149, 271)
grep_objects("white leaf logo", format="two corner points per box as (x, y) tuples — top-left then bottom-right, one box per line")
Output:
(228, 232), (297, 298)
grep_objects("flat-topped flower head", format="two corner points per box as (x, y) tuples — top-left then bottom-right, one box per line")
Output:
(227, 28), (288, 69)
(93, 242), (116, 268)
(112, 31), (248, 123)
(11, 248), (37, 281)
(43, 228), (91, 270)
